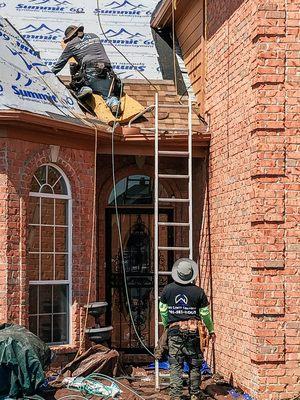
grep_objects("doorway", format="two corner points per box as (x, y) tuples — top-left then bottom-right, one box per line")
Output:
(106, 208), (174, 352)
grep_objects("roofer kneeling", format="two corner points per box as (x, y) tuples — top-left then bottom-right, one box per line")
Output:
(52, 25), (120, 114)
(159, 258), (216, 400)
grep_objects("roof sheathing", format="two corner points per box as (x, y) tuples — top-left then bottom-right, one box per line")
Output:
(0, 17), (85, 119)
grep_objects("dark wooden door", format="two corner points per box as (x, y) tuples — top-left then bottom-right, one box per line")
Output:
(106, 208), (173, 352)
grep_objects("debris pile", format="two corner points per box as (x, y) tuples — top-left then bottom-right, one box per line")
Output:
(0, 325), (256, 400)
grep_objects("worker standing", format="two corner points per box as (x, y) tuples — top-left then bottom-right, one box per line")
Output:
(159, 258), (216, 400)
(52, 25), (120, 113)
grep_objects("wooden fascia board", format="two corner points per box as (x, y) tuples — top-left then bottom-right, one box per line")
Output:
(122, 132), (211, 144)
(99, 142), (208, 158)
(151, 0), (173, 29)
(151, 0), (187, 30)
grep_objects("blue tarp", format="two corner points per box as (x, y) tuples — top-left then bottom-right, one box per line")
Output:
(148, 360), (212, 376)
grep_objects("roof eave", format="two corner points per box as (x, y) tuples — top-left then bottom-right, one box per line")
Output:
(0, 110), (120, 151)
(151, 0), (173, 29)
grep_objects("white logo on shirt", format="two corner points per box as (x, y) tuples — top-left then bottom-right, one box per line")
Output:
(175, 294), (188, 305)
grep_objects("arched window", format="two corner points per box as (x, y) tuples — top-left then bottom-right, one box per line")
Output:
(28, 165), (72, 345)
(108, 175), (153, 206)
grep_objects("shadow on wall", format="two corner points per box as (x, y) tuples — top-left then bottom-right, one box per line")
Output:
(207, 0), (245, 39)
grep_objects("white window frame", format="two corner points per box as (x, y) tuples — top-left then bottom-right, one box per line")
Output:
(28, 163), (72, 345)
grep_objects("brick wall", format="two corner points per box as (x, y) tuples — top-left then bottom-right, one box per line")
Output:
(0, 140), (9, 322)
(0, 137), (207, 356)
(0, 138), (95, 350)
(203, 0), (300, 398)
(249, 0), (300, 397)
(204, 0), (255, 393)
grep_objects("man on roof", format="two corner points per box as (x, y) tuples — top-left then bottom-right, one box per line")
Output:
(159, 258), (216, 400)
(52, 25), (120, 114)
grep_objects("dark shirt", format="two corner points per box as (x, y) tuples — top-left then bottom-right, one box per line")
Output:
(52, 32), (111, 74)
(160, 282), (209, 325)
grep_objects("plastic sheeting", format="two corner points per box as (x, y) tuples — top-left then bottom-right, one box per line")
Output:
(0, 0), (162, 79)
(0, 16), (85, 116)
(0, 324), (51, 398)
(148, 360), (212, 376)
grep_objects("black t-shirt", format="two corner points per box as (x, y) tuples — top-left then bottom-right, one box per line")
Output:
(160, 282), (209, 324)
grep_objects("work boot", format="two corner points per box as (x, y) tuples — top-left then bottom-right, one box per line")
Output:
(77, 86), (93, 99)
(110, 104), (119, 115)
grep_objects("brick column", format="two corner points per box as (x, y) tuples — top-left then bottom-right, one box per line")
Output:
(0, 139), (8, 322)
(249, 1), (300, 397)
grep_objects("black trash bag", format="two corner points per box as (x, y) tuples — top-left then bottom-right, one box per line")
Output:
(0, 323), (51, 398)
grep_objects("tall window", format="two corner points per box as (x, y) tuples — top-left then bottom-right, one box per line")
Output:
(28, 165), (72, 345)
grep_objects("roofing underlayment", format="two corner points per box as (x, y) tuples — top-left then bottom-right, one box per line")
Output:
(0, 16), (85, 117)
(0, 0), (162, 79)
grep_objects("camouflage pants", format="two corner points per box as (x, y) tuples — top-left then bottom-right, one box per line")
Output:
(168, 329), (203, 398)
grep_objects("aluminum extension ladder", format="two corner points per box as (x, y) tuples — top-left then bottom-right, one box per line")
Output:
(154, 93), (193, 390)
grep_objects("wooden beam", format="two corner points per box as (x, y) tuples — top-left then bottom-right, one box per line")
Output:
(99, 142), (208, 158)
(151, 0), (184, 29)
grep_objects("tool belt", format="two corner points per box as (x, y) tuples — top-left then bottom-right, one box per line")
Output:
(169, 319), (199, 333)
(82, 60), (110, 78)
(69, 61), (110, 92)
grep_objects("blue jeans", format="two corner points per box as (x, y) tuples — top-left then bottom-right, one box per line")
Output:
(85, 67), (119, 109)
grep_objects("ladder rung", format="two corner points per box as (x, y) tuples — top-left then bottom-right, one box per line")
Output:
(158, 222), (190, 227)
(159, 104), (189, 109)
(158, 246), (190, 251)
(159, 198), (189, 203)
(158, 151), (189, 157)
(159, 373), (170, 378)
(158, 271), (172, 276)
(158, 174), (189, 179)
(159, 321), (164, 326)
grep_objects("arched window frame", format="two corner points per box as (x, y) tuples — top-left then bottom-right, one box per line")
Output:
(108, 175), (154, 206)
(28, 163), (72, 345)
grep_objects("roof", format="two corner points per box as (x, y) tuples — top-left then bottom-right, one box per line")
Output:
(0, 17), (85, 119)
(122, 79), (208, 138)
(0, 14), (209, 156)
(0, 79), (210, 155)
(0, 1), (163, 80)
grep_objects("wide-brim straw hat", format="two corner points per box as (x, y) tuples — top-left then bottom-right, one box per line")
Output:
(171, 258), (198, 285)
(63, 25), (84, 43)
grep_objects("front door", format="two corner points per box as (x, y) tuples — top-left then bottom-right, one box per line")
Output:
(106, 208), (173, 352)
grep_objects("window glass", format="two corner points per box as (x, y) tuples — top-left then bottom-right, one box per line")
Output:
(108, 175), (153, 205)
(28, 165), (71, 345)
